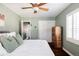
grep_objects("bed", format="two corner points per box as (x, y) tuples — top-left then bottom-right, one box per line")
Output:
(0, 32), (54, 56)
(7, 40), (54, 56)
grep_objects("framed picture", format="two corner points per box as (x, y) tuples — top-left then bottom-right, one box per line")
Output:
(0, 14), (5, 26)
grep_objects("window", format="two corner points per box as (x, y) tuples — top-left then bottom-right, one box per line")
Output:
(66, 9), (79, 45)
(67, 15), (72, 38)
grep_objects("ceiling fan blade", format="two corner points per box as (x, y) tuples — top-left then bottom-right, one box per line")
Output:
(38, 3), (47, 6)
(30, 3), (34, 6)
(39, 7), (48, 11)
(30, 3), (38, 7)
(22, 7), (32, 9)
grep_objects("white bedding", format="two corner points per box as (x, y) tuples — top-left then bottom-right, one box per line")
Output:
(7, 40), (54, 56)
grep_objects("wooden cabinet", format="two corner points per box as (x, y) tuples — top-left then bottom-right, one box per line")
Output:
(52, 26), (63, 48)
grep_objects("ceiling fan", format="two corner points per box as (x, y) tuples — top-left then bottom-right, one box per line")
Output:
(21, 3), (48, 14)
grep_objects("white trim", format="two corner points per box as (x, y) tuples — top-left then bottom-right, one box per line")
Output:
(66, 38), (79, 45)
(63, 48), (74, 56)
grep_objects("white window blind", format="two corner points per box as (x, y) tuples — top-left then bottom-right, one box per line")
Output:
(73, 12), (79, 40)
(66, 9), (79, 45)
(67, 15), (72, 38)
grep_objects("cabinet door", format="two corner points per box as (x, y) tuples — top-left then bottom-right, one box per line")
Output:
(57, 41), (61, 48)
(52, 26), (62, 48)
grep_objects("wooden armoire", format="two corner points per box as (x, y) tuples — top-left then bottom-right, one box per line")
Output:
(52, 26), (63, 49)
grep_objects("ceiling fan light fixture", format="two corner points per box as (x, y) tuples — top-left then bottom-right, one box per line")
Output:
(33, 7), (39, 11)
(22, 3), (48, 14)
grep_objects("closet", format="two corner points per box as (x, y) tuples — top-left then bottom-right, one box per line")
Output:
(39, 20), (55, 42)
(21, 20), (31, 40)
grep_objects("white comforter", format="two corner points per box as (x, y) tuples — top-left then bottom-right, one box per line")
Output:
(7, 40), (54, 56)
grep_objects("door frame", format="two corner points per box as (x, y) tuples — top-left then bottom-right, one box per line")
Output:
(21, 20), (31, 39)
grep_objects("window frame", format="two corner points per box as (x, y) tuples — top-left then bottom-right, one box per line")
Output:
(66, 8), (79, 45)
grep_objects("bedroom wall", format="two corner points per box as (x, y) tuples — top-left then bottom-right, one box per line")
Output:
(0, 3), (55, 40)
(21, 17), (55, 39)
(0, 4), (21, 33)
(55, 3), (79, 55)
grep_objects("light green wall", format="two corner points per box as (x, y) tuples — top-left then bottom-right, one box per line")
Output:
(0, 3), (55, 39)
(56, 3), (79, 55)
(0, 4), (21, 33)
(21, 17), (55, 39)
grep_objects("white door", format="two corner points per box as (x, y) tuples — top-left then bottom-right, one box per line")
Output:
(39, 20), (55, 42)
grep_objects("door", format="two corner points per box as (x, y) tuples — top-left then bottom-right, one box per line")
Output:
(39, 20), (55, 42)
(21, 20), (31, 40)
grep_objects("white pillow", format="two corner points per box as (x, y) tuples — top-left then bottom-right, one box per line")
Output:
(7, 32), (16, 37)
(0, 43), (9, 56)
(0, 32), (16, 37)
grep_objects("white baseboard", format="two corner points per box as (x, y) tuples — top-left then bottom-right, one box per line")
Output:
(63, 48), (74, 56)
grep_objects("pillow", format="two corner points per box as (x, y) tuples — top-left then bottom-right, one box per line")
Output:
(0, 43), (8, 56)
(13, 34), (23, 45)
(0, 36), (19, 53)
(7, 32), (16, 37)
(0, 32), (16, 37)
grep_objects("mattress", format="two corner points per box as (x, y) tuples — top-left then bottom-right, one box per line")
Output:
(7, 40), (54, 56)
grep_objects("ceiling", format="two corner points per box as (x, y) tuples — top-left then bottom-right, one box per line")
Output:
(3, 3), (70, 17)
